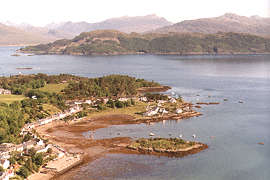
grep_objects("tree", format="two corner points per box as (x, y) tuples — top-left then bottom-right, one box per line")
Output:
(131, 99), (135, 105)
(33, 153), (44, 167)
(0, 166), (4, 173)
(17, 166), (30, 178)
(25, 158), (34, 172)
(23, 133), (32, 142)
(115, 101), (124, 108)
(106, 99), (115, 108)
(28, 148), (36, 158)
(47, 148), (53, 154)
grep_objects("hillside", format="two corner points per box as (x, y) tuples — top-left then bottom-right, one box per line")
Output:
(19, 30), (270, 55)
(0, 23), (55, 45)
(47, 14), (172, 36)
(153, 13), (270, 37)
(0, 14), (171, 45)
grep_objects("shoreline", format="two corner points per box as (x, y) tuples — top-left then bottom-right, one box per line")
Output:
(17, 49), (270, 57)
(33, 108), (205, 180)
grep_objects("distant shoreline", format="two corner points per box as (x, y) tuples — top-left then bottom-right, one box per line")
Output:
(18, 49), (270, 57)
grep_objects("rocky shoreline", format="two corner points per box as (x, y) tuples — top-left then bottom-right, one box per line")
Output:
(32, 107), (206, 179)
(18, 49), (270, 57)
(126, 141), (208, 158)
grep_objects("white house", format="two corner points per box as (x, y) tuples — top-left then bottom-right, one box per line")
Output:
(58, 152), (65, 158)
(85, 100), (92, 105)
(0, 159), (10, 169)
(39, 118), (53, 125)
(15, 144), (24, 152)
(118, 98), (128, 102)
(36, 144), (51, 153)
(157, 100), (167, 104)
(0, 88), (11, 95)
(32, 96), (37, 100)
(183, 107), (190, 111)
(169, 98), (177, 103)
(176, 109), (183, 114)
(102, 98), (109, 104)
(23, 140), (36, 150)
(37, 139), (44, 146)
(160, 108), (168, 114)
(139, 97), (148, 102)
(59, 113), (66, 119)
(144, 107), (159, 117)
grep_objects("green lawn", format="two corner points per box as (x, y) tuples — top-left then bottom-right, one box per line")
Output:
(38, 83), (68, 93)
(0, 94), (26, 104)
(42, 104), (61, 115)
(87, 101), (148, 119)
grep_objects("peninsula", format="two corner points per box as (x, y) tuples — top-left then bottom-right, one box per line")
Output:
(19, 30), (270, 56)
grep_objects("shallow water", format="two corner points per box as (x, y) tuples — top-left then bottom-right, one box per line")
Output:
(1, 47), (270, 180)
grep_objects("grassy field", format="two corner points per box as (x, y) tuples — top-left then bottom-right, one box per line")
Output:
(0, 94), (26, 104)
(39, 83), (68, 93)
(86, 101), (148, 119)
(129, 138), (196, 150)
(42, 104), (61, 115)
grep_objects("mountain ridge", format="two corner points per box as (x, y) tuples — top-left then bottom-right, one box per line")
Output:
(152, 13), (270, 37)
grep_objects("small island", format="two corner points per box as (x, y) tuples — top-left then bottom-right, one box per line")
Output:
(127, 138), (208, 157)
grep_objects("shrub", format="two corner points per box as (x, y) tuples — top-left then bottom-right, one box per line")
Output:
(17, 166), (30, 178)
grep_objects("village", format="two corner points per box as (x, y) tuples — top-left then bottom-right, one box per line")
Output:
(0, 87), (201, 180)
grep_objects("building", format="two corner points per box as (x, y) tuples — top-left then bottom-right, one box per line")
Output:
(118, 98), (128, 102)
(32, 96), (37, 100)
(144, 107), (159, 117)
(176, 109), (183, 114)
(23, 140), (36, 150)
(36, 144), (51, 154)
(0, 89), (11, 95)
(0, 159), (10, 169)
(85, 100), (92, 105)
(139, 97), (148, 102)
(15, 144), (24, 152)
(39, 118), (53, 125)
(36, 140), (44, 146)
(169, 98), (177, 103)
(0, 143), (16, 155)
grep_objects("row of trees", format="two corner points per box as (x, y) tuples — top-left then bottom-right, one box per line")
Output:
(63, 74), (160, 99)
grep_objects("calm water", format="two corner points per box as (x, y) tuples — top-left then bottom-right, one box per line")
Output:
(1, 47), (270, 180)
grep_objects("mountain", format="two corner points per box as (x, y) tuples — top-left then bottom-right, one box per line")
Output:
(0, 14), (171, 45)
(14, 23), (72, 39)
(19, 30), (270, 55)
(153, 13), (270, 37)
(0, 23), (56, 46)
(48, 14), (172, 37)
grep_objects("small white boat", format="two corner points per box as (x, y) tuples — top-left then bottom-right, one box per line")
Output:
(149, 132), (155, 136)
(179, 134), (183, 138)
(192, 134), (196, 138)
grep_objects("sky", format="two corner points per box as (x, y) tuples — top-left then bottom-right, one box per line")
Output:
(0, 0), (269, 26)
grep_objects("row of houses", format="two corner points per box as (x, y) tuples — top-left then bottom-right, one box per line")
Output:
(0, 88), (11, 95)
(0, 138), (50, 180)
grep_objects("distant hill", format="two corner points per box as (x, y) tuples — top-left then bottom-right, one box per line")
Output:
(47, 14), (172, 37)
(15, 23), (72, 40)
(0, 23), (56, 46)
(153, 13), (270, 37)
(20, 30), (270, 55)
(1, 14), (172, 45)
